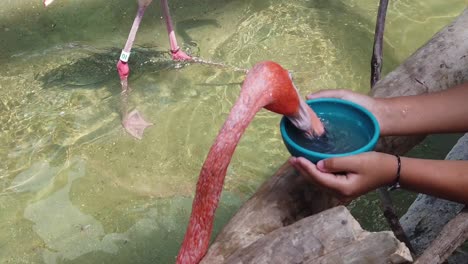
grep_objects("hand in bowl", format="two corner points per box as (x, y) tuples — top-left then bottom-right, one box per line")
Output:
(307, 89), (390, 135)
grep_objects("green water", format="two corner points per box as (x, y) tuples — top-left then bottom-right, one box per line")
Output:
(1, 0), (466, 263)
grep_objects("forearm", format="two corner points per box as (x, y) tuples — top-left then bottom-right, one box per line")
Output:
(398, 157), (468, 204)
(376, 82), (468, 136)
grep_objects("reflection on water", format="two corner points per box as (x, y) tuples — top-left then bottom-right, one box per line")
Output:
(0, 0), (465, 263)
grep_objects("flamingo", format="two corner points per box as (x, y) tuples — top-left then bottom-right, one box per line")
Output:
(176, 61), (324, 263)
(44, 0), (192, 139)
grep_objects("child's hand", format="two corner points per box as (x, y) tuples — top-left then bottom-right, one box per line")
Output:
(307, 89), (390, 135)
(289, 152), (398, 202)
(307, 89), (376, 109)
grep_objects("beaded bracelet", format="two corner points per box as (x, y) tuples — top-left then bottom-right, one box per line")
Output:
(388, 155), (401, 191)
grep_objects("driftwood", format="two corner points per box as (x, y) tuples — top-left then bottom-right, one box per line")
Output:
(414, 207), (468, 264)
(201, 8), (468, 264)
(201, 163), (342, 263)
(222, 206), (411, 264)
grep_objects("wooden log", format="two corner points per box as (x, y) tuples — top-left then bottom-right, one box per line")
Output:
(201, 163), (343, 263)
(201, 7), (468, 263)
(414, 207), (468, 264)
(222, 206), (412, 264)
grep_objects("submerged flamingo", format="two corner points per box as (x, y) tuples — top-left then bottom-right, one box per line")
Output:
(44, 0), (192, 139)
(177, 61), (324, 263)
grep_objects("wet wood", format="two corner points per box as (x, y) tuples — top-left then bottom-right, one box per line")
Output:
(414, 207), (468, 264)
(201, 7), (468, 264)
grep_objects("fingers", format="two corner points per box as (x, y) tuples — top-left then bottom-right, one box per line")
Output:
(289, 155), (376, 201)
(317, 156), (362, 173)
(306, 89), (351, 100)
(289, 157), (312, 181)
(289, 157), (349, 191)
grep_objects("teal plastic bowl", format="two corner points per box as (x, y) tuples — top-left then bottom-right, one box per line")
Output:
(280, 98), (380, 163)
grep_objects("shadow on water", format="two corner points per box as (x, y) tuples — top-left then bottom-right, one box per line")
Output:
(38, 45), (193, 91)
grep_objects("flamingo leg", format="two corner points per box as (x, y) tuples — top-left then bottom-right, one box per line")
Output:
(117, 2), (153, 139)
(160, 0), (192, 61)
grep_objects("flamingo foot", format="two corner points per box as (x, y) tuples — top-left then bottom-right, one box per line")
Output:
(43, 0), (55, 7)
(171, 48), (192, 61)
(122, 110), (153, 140)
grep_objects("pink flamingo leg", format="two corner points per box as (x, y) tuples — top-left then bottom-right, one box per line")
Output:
(117, 3), (148, 81)
(160, 0), (192, 61)
(117, 2), (153, 139)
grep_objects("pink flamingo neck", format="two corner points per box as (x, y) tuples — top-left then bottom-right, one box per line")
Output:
(176, 81), (271, 264)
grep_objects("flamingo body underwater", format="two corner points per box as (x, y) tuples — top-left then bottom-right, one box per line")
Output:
(44, 0), (192, 139)
(176, 61), (324, 263)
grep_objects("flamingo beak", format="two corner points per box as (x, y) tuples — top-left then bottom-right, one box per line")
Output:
(287, 73), (325, 138)
(43, 0), (55, 7)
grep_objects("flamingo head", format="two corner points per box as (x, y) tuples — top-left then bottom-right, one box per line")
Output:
(242, 61), (324, 137)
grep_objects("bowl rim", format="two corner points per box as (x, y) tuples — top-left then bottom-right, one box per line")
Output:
(280, 98), (380, 159)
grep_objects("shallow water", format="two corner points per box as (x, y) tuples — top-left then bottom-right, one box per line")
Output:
(1, 0), (466, 263)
